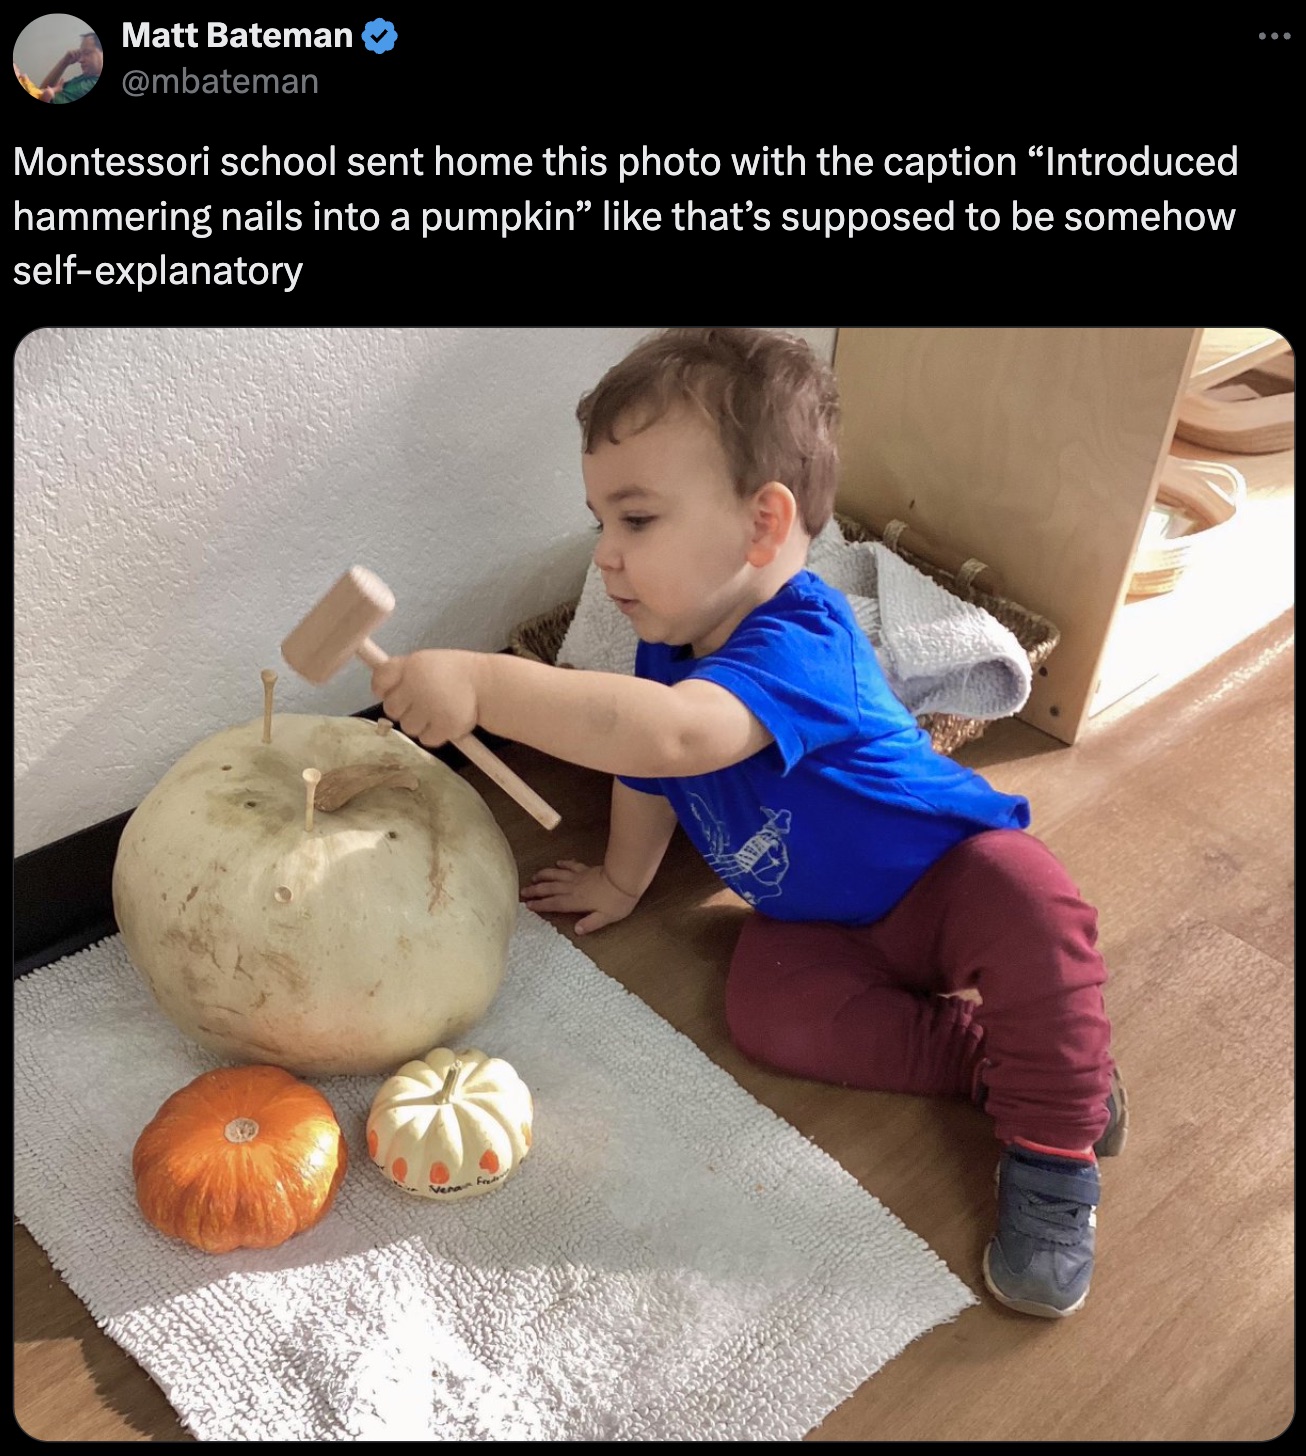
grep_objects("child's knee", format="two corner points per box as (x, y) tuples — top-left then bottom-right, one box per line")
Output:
(955, 831), (1097, 926)
(723, 964), (830, 1075)
(723, 969), (778, 1064)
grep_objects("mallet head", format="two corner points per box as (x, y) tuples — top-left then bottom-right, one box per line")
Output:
(281, 567), (395, 684)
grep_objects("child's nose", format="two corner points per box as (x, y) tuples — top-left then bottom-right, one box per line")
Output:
(592, 531), (620, 572)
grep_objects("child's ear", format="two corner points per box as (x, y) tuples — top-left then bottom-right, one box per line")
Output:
(746, 482), (799, 567)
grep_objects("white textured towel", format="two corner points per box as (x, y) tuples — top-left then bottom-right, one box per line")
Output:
(14, 910), (976, 1441)
(557, 556), (641, 677)
(558, 521), (1031, 721)
(862, 544), (1032, 720)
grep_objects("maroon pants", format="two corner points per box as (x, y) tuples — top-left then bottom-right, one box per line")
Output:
(724, 830), (1115, 1150)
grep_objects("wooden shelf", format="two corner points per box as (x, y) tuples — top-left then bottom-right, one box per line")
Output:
(832, 327), (1201, 744)
(1091, 330), (1294, 722)
(830, 328), (1292, 743)
(1189, 328), (1291, 392)
(1089, 435), (1294, 723)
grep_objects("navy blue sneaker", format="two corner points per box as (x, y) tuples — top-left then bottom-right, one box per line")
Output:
(983, 1145), (1101, 1318)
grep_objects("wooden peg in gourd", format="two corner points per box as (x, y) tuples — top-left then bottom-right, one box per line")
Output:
(280, 568), (560, 831)
(261, 669), (278, 744)
(302, 767), (321, 833)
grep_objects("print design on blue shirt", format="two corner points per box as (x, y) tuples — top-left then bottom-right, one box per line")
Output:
(688, 793), (791, 906)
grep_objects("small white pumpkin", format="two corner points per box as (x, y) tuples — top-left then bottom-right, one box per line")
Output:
(367, 1047), (534, 1200)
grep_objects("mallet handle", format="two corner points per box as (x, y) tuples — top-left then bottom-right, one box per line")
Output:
(355, 638), (561, 832)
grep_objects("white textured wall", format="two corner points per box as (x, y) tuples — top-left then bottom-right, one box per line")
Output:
(14, 326), (835, 856)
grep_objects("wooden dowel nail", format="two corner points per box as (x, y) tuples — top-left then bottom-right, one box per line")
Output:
(261, 669), (278, 744)
(376, 718), (393, 736)
(302, 767), (321, 833)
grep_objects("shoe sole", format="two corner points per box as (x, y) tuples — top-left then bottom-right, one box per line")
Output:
(982, 1243), (1089, 1318)
(1095, 1067), (1130, 1158)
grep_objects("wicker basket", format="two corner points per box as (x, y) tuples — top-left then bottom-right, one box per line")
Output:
(506, 512), (1061, 757)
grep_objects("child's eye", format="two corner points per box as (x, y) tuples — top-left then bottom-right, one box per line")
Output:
(590, 515), (654, 533)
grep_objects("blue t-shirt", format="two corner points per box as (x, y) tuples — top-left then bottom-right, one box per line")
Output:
(618, 571), (1030, 925)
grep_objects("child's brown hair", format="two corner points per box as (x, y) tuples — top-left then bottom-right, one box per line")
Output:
(576, 328), (841, 536)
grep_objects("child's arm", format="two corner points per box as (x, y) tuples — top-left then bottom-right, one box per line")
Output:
(521, 780), (678, 934)
(372, 650), (772, 779)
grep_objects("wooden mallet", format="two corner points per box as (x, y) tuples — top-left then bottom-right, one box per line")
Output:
(281, 567), (561, 831)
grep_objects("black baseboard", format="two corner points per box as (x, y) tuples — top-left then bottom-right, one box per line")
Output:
(13, 810), (134, 977)
(13, 706), (478, 978)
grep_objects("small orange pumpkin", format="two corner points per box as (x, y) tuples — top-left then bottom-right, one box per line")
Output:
(132, 1065), (348, 1253)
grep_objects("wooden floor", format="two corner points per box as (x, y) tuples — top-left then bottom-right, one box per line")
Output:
(14, 609), (1295, 1441)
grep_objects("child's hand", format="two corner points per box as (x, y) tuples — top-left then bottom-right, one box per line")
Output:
(371, 650), (478, 748)
(520, 861), (639, 935)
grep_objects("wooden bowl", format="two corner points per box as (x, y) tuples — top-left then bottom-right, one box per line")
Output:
(1127, 457), (1246, 598)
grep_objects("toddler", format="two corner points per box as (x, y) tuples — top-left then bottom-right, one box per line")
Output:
(373, 326), (1125, 1319)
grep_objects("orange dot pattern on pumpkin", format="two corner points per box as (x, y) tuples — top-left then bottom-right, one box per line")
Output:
(392, 1157), (408, 1183)
(479, 1149), (500, 1174)
(430, 1162), (450, 1184)
(367, 1129), (378, 1159)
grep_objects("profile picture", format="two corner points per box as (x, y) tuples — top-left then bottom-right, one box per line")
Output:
(14, 14), (102, 102)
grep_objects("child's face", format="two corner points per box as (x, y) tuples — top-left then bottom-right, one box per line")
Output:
(583, 403), (762, 657)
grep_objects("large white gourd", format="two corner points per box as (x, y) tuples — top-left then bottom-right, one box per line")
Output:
(111, 714), (519, 1077)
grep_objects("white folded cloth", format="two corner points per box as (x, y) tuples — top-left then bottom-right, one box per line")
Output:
(855, 542), (1032, 720)
(557, 518), (1032, 722)
(557, 559), (640, 677)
